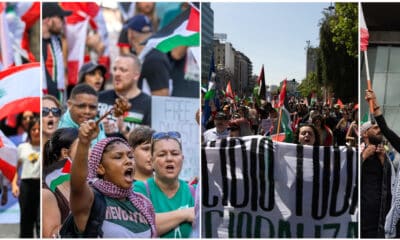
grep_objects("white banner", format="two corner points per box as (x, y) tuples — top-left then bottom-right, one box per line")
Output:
(151, 96), (199, 181)
(202, 136), (358, 238)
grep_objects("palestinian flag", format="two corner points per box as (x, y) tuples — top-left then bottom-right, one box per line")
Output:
(360, 7), (369, 52)
(270, 107), (293, 143)
(44, 158), (71, 192)
(0, 62), (40, 120)
(257, 65), (266, 100)
(139, 5), (199, 60)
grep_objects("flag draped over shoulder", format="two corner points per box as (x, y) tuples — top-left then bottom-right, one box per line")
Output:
(139, 5), (200, 60)
(44, 158), (71, 192)
(0, 62), (40, 120)
(360, 7), (369, 52)
(0, 130), (17, 182)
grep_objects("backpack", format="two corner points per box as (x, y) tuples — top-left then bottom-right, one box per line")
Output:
(58, 188), (106, 238)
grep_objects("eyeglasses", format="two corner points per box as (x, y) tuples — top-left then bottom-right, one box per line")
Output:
(42, 107), (62, 117)
(152, 131), (181, 140)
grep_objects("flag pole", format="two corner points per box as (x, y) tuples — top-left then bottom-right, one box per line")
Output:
(364, 50), (375, 123)
(276, 107), (283, 140)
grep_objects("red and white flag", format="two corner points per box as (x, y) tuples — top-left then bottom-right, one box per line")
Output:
(360, 7), (369, 52)
(0, 130), (17, 182)
(0, 3), (14, 69)
(225, 81), (234, 99)
(61, 3), (110, 86)
(0, 62), (40, 120)
(16, 2), (40, 62)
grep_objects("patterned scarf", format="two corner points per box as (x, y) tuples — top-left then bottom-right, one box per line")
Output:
(385, 162), (400, 238)
(87, 137), (157, 237)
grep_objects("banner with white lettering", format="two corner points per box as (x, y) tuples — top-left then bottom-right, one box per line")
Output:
(202, 136), (358, 238)
(152, 96), (199, 180)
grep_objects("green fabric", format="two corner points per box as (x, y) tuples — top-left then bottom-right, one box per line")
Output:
(103, 196), (151, 234)
(134, 178), (195, 238)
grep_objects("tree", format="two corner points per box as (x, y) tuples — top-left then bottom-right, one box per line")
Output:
(298, 72), (322, 98)
(329, 3), (358, 58)
(317, 8), (357, 103)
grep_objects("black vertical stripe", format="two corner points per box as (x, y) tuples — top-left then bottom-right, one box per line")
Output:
(219, 139), (229, 206)
(349, 149), (358, 214)
(264, 138), (275, 211)
(321, 147), (331, 217)
(329, 147), (341, 216)
(296, 144), (304, 216)
(239, 138), (250, 208)
(250, 138), (259, 211)
(228, 139), (238, 206)
(311, 146), (322, 219)
(202, 142), (217, 207)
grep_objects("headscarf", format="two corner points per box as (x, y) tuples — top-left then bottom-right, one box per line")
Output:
(87, 137), (157, 237)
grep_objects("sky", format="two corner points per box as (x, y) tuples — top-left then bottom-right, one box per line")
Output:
(212, 2), (332, 86)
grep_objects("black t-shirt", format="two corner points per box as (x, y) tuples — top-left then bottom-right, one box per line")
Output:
(98, 90), (152, 132)
(139, 49), (172, 92)
(169, 53), (199, 98)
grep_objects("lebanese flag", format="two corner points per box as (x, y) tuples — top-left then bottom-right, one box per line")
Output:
(139, 4), (199, 60)
(44, 158), (71, 192)
(16, 2), (40, 62)
(0, 130), (17, 182)
(360, 7), (369, 52)
(0, 3), (14, 69)
(279, 79), (287, 107)
(225, 81), (234, 99)
(0, 62), (40, 120)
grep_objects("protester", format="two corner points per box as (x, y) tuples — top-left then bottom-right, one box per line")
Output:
(11, 118), (40, 238)
(134, 131), (195, 238)
(363, 89), (400, 238)
(98, 54), (152, 135)
(59, 83), (106, 145)
(42, 95), (62, 146)
(293, 123), (320, 146)
(311, 113), (333, 146)
(42, 2), (72, 101)
(42, 128), (78, 238)
(69, 120), (156, 237)
(78, 62), (107, 92)
(203, 112), (230, 143)
(128, 126), (155, 181)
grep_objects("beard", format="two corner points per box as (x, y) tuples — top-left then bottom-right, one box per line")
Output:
(368, 134), (383, 145)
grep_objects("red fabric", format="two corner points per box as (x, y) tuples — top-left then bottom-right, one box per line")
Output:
(0, 97), (40, 120)
(225, 81), (234, 99)
(67, 61), (79, 86)
(62, 159), (71, 174)
(0, 158), (16, 182)
(187, 7), (199, 32)
(279, 79), (287, 107)
(61, 2), (100, 25)
(360, 28), (369, 52)
(337, 98), (344, 109)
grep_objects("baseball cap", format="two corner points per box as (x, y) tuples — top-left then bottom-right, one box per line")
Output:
(360, 121), (373, 135)
(124, 15), (153, 33)
(78, 62), (106, 83)
(42, 3), (72, 19)
(215, 112), (227, 120)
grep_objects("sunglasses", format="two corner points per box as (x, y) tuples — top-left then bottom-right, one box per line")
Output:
(42, 107), (62, 117)
(152, 131), (181, 140)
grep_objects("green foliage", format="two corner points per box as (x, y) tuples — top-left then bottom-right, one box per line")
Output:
(330, 3), (358, 58)
(298, 72), (322, 97)
(317, 8), (358, 103)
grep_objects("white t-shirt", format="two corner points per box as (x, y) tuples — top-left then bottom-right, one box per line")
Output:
(17, 142), (40, 179)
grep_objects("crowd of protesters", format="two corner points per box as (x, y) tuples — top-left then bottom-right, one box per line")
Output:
(202, 92), (359, 148)
(0, 2), (199, 238)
